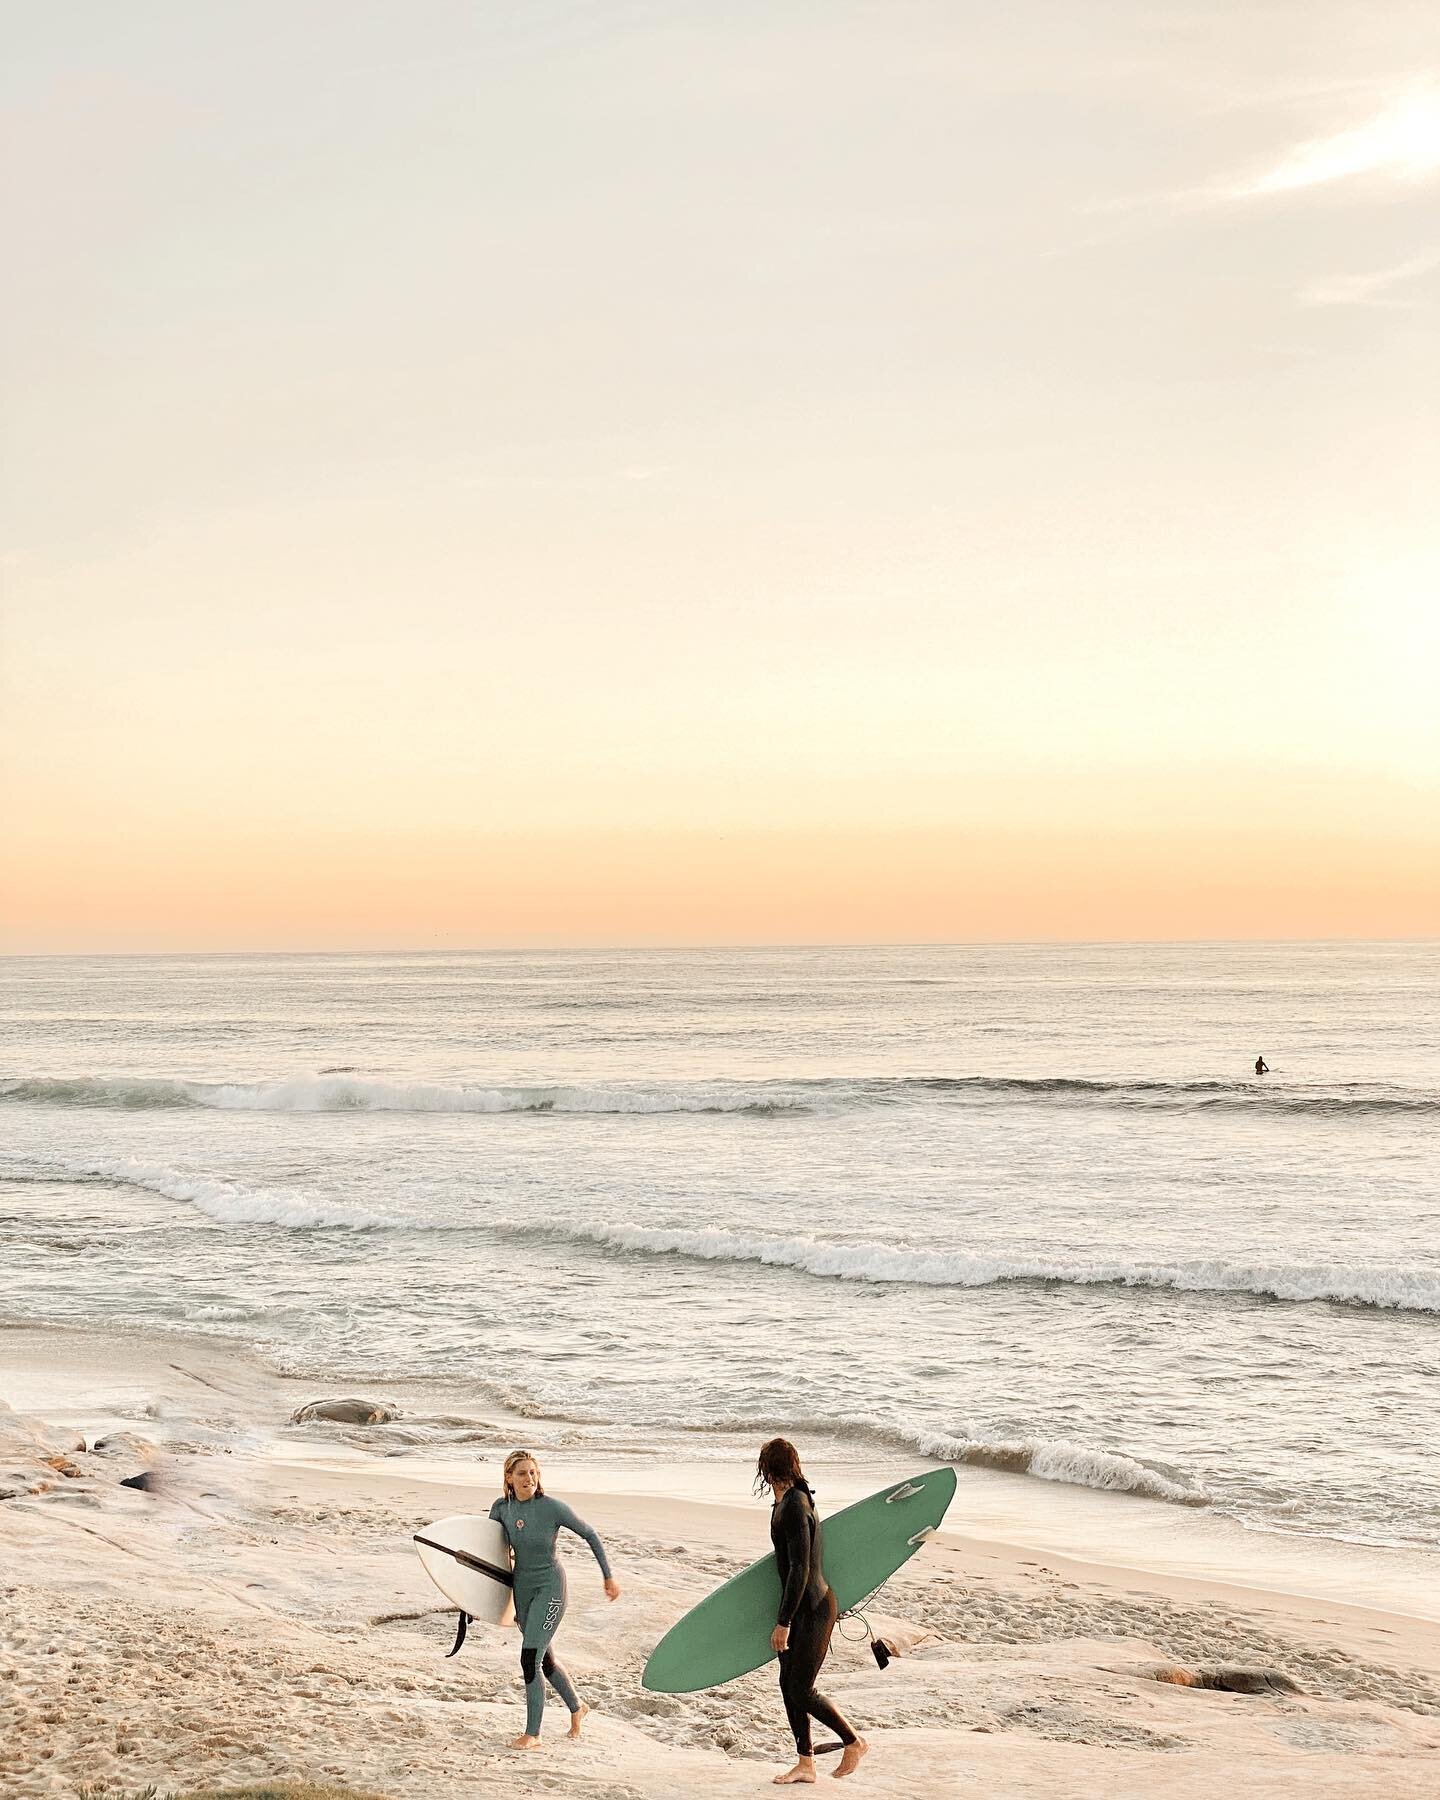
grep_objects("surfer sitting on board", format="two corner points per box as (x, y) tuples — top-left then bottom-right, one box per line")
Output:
(757, 1437), (867, 1784)
(489, 1450), (620, 1750)
(1255, 1055), (1269, 1075)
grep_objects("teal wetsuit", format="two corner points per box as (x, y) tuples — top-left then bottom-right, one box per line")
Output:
(489, 1492), (612, 1735)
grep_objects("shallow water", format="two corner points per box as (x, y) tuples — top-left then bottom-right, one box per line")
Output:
(2, 943), (1437, 1548)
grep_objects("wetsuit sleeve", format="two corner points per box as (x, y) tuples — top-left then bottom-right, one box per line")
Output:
(488, 1498), (504, 1523)
(775, 1492), (811, 1628)
(551, 1499), (614, 1580)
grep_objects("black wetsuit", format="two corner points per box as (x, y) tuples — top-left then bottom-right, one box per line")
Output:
(771, 1484), (858, 1756)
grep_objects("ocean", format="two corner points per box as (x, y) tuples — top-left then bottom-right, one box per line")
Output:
(2, 942), (1436, 1551)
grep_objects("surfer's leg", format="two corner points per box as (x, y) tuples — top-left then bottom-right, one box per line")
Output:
(774, 1653), (819, 1783)
(519, 1646), (546, 1737)
(518, 1570), (568, 1738)
(541, 1647), (580, 1714)
(791, 1593), (859, 1748)
(778, 1644), (816, 1754)
(770, 1656), (817, 1785)
(799, 1605), (856, 1742)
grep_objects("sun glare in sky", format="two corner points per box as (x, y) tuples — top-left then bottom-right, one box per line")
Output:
(1247, 88), (1440, 193)
(2, 4), (1436, 949)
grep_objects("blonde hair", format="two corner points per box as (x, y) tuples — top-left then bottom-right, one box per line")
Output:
(503, 1449), (544, 1500)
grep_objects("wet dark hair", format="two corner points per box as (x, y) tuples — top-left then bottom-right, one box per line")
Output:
(755, 1437), (812, 1497)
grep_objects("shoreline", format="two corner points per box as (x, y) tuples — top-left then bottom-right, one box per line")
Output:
(5, 1312), (1437, 1622)
(4, 1319), (1439, 1797)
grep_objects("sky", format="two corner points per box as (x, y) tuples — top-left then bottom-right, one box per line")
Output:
(2, 1), (1437, 949)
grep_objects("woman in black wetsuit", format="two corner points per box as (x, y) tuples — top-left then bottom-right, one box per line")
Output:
(757, 1437), (866, 1785)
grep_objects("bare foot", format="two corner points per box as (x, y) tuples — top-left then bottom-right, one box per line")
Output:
(567, 1702), (591, 1739)
(834, 1738), (868, 1778)
(510, 1733), (541, 1750)
(775, 1757), (817, 1785)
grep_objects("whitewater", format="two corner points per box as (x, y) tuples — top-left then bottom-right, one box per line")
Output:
(2, 942), (1437, 1550)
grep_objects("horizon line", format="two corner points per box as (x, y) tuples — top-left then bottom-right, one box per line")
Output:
(3, 934), (1437, 960)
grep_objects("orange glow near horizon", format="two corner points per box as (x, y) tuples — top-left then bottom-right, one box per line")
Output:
(5, 821), (1437, 953)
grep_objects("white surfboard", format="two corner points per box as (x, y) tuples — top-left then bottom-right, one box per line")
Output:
(414, 1513), (513, 1627)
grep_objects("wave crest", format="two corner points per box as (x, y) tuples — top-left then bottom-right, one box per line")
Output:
(45, 1157), (392, 1231)
(3, 1071), (1434, 1117)
(491, 1220), (1440, 1314)
(0, 1074), (807, 1116)
(685, 1411), (1209, 1506)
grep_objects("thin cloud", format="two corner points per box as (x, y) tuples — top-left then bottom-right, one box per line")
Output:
(1086, 82), (1440, 219)
(1238, 89), (1440, 196)
(1300, 248), (1440, 307)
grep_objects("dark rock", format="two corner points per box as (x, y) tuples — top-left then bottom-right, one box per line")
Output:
(1147, 1663), (1304, 1697)
(289, 1397), (400, 1425)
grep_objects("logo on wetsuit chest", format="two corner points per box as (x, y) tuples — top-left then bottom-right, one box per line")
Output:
(515, 1517), (525, 1530)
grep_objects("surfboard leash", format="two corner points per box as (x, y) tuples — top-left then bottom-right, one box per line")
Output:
(412, 1533), (515, 1658)
(412, 1533), (515, 1587)
(837, 1579), (893, 1667)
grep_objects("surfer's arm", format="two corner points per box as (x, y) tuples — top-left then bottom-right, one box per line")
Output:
(487, 1498), (516, 1564)
(552, 1499), (614, 1581)
(774, 1493), (810, 1627)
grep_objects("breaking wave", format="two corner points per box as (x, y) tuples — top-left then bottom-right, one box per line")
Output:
(0, 1074), (809, 1116)
(490, 1220), (1440, 1314)
(12, 1154), (1437, 1312)
(691, 1412), (1210, 1506)
(2, 1071), (1434, 1117)
(13, 1152), (1436, 1311)
(30, 1156), (395, 1231)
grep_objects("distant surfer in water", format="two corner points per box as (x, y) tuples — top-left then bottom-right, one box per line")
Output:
(489, 1450), (620, 1750)
(1255, 1055), (1269, 1075)
(757, 1437), (866, 1784)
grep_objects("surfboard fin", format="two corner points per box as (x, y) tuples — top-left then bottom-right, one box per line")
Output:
(884, 1481), (926, 1503)
(907, 1526), (937, 1547)
(446, 1611), (472, 1657)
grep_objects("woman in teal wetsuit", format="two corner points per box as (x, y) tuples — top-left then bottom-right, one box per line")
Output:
(489, 1449), (621, 1749)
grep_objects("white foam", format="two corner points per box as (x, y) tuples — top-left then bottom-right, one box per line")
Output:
(56, 1157), (390, 1231)
(497, 1220), (1440, 1314)
(5, 1070), (1432, 1117)
(685, 1410), (1210, 1506)
(0, 1073), (809, 1115)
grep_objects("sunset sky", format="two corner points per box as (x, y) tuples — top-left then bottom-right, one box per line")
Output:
(3, 2), (1437, 949)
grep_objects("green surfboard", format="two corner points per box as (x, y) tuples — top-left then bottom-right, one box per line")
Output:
(642, 1467), (957, 1693)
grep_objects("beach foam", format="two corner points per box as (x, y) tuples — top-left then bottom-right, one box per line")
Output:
(3, 1070), (1433, 1117)
(493, 1219), (1440, 1314)
(40, 1156), (393, 1231)
(12, 1155), (1435, 1312)
(688, 1412), (1211, 1506)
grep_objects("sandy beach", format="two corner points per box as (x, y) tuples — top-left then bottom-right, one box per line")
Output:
(4, 1322), (1438, 1798)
